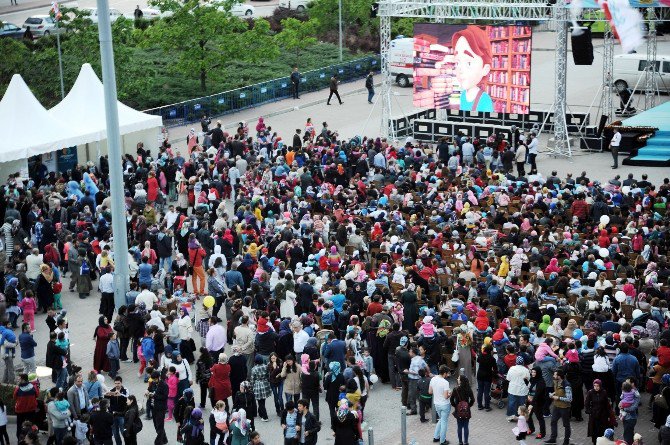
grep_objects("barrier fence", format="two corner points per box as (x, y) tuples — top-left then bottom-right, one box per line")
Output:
(143, 56), (380, 128)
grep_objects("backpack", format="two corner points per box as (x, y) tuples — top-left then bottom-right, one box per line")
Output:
(132, 414), (143, 433)
(321, 309), (335, 326)
(456, 396), (471, 419)
(80, 260), (90, 276)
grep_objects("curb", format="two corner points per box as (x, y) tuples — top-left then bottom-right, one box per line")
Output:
(0, 0), (66, 15)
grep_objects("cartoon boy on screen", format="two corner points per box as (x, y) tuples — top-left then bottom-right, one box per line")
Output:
(452, 26), (494, 112)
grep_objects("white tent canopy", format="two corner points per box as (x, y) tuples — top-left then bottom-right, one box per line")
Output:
(0, 74), (96, 163)
(49, 63), (163, 142)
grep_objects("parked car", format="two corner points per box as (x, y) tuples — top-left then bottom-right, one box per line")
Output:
(22, 15), (66, 37)
(0, 22), (24, 39)
(613, 53), (670, 93)
(80, 7), (124, 24)
(230, 3), (255, 16)
(137, 7), (173, 19)
(278, 0), (310, 11)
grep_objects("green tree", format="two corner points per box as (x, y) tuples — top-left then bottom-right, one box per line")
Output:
(308, 0), (376, 35)
(276, 17), (318, 66)
(144, 0), (278, 91)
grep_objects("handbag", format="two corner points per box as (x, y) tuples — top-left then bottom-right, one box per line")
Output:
(451, 349), (459, 363)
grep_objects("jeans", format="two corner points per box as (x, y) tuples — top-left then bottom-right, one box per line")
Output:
(271, 382), (284, 414)
(153, 408), (167, 445)
(327, 90), (342, 104)
(528, 153), (537, 172)
(109, 359), (119, 378)
(622, 418), (636, 445)
(112, 415), (125, 445)
(548, 406), (571, 444)
(477, 379), (491, 408)
(284, 392), (300, 405)
(120, 337), (130, 361)
(55, 367), (68, 390)
(367, 88), (375, 103)
(434, 403), (451, 443)
(408, 378), (419, 411)
(388, 355), (400, 388)
(53, 427), (67, 445)
(257, 398), (268, 420)
(22, 357), (36, 374)
(507, 393), (525, 417)
(527, 403), (546, 436)
(159, 257), (172, 273)
(456, 418), (470, 444)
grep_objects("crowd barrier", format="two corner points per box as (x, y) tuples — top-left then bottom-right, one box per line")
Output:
(143, 56), (380, 128)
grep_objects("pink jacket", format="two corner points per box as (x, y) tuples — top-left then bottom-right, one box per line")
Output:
(534, 342), (559, 361)
(18, 297), (37, 314)
(166, 374), (179, 398)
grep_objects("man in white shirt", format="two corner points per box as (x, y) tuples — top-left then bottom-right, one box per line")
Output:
(98, 267), (115, 322)
(610, 127), (622, 169)
(429, 365), (451, 445)
(373, 150), (387, 170)
(527, 133), (539, 172)
(461, 138), (475, 166)
(164, 205), (179, 230)
(206, 317), (227, 361)
(134, 284), (158, 309)
(25, 248), (43, 281)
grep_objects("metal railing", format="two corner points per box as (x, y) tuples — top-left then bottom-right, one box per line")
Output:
(143, 55), (380, 128)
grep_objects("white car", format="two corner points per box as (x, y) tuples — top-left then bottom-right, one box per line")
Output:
(22, 15), (66, 37)
(278, 0), (309, 11)
(138, 8), (174, 19)
(80, 7), (124, 24)
(230, 3), (255, 17)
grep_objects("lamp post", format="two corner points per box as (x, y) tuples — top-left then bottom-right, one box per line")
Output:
(338, 0), (342, 61)
(96, 0), (130, 309)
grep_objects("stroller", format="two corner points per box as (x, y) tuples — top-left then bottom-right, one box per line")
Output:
(490, 373), (507, 409)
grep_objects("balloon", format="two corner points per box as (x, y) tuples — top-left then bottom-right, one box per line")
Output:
(203, 296), (215, 308)
(632, 309), (643, 320)
(573, 329), (584, 340)
(369, 374), (379, 384)
(615, 291), (627, 302)
(599, 248), (610, 258)
(600, 215), (610, 225)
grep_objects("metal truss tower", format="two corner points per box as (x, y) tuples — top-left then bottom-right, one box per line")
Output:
(550, 0), (571, 157)
(645, 7), (659, 110)
(601, 24), (614, 124)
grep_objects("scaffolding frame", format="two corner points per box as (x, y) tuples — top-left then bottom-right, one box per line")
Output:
(377, 0), (666, 157)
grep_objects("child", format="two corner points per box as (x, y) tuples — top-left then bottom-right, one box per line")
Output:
(54, 392), (74, 429)
(139, 329), (156, 378)
(45, 308), (58, 332)
(73, 418), (89, 444)
(17, 292), (37, 332)
(18, 324), (37, 375)
(320, 302), (336, 330)
(55, 331), (69, 370)
(0, 399), (8, 445)
(52, 281), (63, 311)
(417, 368), (432, 423)
(0, 321), (17, 360)
(166, 366), (179, 421)
(106, 332), (120, 378)
(211, 400), (229, 445)
(514, 404), (532, 445)
(361, 348), (374, 379)
(534, 338), (559, 363)
(144, 369), (157, 420)
(619, 381), (635, 420)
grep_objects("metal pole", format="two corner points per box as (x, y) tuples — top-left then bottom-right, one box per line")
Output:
(400, 405), (407, 445)
(96, 0), (130, 309)
(55, 21), (65, 99)
(338, 0), (343, 61)
(368, 427), (374, 445)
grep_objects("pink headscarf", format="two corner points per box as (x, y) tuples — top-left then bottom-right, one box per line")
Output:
(301, 354), (310, 374)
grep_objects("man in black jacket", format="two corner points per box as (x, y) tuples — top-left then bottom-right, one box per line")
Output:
(365, 71), (374, 104)
(206, 121), (224, 149)
(297, 398), (321, 445)
(291, 66), (301, 99)
(46, 332), (67, 386)
(151, 371), (168, 445)
(105, 377), (129, 445)
(293, 129), (302, 150)
(90, 399), (114, 445)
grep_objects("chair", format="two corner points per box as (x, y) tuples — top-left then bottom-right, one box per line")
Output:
(621, 304), (634, 320)
(436, 273), (450, 288)
(391, 282), (404, 296)
(508, 317), (522, 328)
(582, 328), (596, 338)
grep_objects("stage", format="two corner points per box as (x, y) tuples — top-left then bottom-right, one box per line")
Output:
(622, 101), (670, 167)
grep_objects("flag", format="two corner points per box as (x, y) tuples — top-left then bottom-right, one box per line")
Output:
(598, 0), (645, 53)
(51, 1), (62, 21)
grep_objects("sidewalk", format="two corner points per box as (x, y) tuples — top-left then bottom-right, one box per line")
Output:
(0, 0), (61, 15)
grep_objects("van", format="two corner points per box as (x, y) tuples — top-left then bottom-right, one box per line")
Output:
(389, 37), (414, 87)
(278, 0), (310, 11)
(613, 53), (670, 92)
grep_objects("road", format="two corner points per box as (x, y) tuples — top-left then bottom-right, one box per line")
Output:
(0, 0), (278, 28)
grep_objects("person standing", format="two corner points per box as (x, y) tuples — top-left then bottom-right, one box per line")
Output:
(544, 369), (572, 445)
(430, 365), (452, 445)
(365, 72), (374, 104)
(584, 379), (612, 445)
(326, 75), (343, 105)
(105, 377), (129, 445)
(296, 398), (320, 445)
(90, 399), (114, 445)
(620, 378), (640, 445)
(476, 345), (497, 411)
(123, 395), (141, 445)
(450, 375), (475, 445)
(151, 371), (169, 445)
(291, 67), (301, 99)
(527, 133), (539, 172)
(507, 356), (530, 421)
(610, 127), (621, 169)
(405, 347), (429, 415)
(13, 374), (38, 442)
(515, 142), (527, 177)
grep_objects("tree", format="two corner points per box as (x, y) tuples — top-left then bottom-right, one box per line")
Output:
(144, 0), (278, 91)
(276, 17), (318, 66)
(308, 0), (376, 35)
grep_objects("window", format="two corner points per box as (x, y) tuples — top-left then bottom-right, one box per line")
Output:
(638, 60), (660, 72)
(25, 17), (43, 25)
(663, 61), (670, 74)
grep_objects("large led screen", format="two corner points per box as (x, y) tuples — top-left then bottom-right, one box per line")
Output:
(412, 24), (532, 114)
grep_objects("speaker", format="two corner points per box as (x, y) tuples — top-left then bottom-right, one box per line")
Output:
(596, 114), (608, 138)
(571, 28), (594, 65)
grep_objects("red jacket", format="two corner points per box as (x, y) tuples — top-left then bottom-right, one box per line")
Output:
(14, 383), (38, 414)
(570, 200), (589, 219)
(658, 345), (670, 368)
(188, 247), (206, 268)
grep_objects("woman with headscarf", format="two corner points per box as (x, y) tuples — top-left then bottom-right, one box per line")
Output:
(35, 264), (55, 313)
(546, 318), (563, 339)
(179, 407), (205, 445)
(544, 258), (560, 275)
(209, 353), (232, 411)
(400, 283), (418, 334)
(660, 414), (670, 445)
(333, 400), (360, 445)
(177, 306), (195, 363)
(585, 378), (612, 445)
(324, 361), (345, 429)
(172, 351), (193, 398)
(229, 409), (251, 445)
(233, 381), (258, 431)
(456, 324), (474, 383)
(654, 385), (670, 429)
(174, 388), (196, 439)
(527, 366), (547, 439)
(93, 315), (114, 372)
(123, 394), (141, 445)
(498, 255), (509, 278)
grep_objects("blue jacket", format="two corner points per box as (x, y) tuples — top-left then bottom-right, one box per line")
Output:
(106, 339), (120, 360)
(612, 352), (641, 383)
(138, 263), (153, 286)
(323, 339), (347, 369)
(621, 389), (640, 420)
(141, 336), (155, 361)
(224, 270), (244, 290)
(19, 332), (37, 359)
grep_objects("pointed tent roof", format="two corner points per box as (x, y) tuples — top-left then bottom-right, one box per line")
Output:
(0, 74), (96, 162)
(49, 63), (162, 141)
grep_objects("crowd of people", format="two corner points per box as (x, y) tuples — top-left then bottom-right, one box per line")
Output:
(0, 112), (668, 445)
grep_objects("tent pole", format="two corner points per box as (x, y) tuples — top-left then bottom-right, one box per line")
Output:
(96, 0), (130, 309)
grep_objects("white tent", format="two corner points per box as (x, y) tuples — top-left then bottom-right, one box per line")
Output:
(49, 63), (163, 143)
(0, 74), (96, 163)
